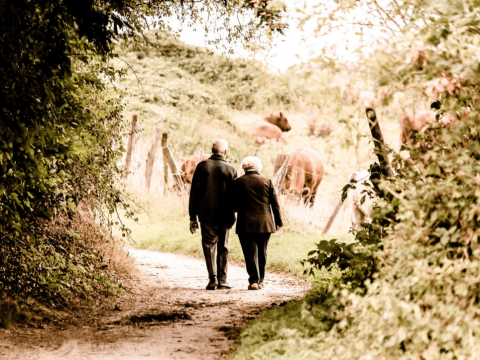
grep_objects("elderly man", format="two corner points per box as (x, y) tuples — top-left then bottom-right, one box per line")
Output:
(189, 139), (238, 290)
(233, 156), (282, 290)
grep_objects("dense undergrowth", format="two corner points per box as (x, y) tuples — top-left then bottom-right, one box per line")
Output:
(0, 209), (134, 328)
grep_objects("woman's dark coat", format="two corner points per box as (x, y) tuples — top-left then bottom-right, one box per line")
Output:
(233, 171), (283, 234)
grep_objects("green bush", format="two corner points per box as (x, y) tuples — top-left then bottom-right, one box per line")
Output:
(118, 31), (293, 112)
(234, 1), (480, 358)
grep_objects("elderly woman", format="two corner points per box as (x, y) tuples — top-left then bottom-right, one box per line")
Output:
(233, 156), (283, 290)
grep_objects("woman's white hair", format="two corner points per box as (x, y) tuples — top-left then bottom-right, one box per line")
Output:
(241, 156), (263, 173)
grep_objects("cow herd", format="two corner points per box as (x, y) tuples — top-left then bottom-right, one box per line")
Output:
(176, 107), (450, 230)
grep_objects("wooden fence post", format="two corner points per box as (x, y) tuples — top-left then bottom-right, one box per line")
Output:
(365, 108), (394, 177)
(322, 110), (392, 234)
(161, 132), (169, 194)
(131, 126), (142, 174)
(322, 198), (343, 235)
(145, 127), (161, 192)
(272, 154), (290, 192)
(321, 171), (362, 235)
(162, 146), (186, 196)
(123, 114), (138, 178)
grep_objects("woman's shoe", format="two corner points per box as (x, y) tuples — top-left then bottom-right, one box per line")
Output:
(258, 282), (264, 289)
(248, 283), (259, 290)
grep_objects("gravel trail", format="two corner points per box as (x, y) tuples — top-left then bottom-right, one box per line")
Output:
(1, 249), (309, 360)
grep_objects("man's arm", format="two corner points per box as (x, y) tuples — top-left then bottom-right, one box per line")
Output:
(189, 165), (203, 223)
(269, 179), (283, 229)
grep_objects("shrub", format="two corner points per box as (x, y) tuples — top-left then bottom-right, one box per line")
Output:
(307, 117), (334, 138)
(0, 298), (30, 328)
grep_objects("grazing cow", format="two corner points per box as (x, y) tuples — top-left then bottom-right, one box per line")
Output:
(246, 121), (285, 143)
(347, 170), (376, 230)
(400, 110), (457, 145)
(282, 147), (324, 206)
(263, 111), (291, 132)
(179, 153), (209, 194)
(247, 111), (291, 143)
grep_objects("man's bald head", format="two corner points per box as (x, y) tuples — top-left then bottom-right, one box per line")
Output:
(212, 139), (228, 156)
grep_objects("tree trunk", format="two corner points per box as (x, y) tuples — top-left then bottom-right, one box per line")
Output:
(145, 127), (161, 192)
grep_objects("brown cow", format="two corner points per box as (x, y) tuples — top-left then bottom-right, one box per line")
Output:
(282, 147), (324, 206)
(246, 121), (285, 143)
(179, 153), (209, 194)
(400, 110), (457, 145)
(263, 111), (291, 132)
(246, 112), (291, 143)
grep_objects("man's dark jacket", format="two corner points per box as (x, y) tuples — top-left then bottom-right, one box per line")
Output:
(233, 171), (283, 234)
(189, 154), (238, 228)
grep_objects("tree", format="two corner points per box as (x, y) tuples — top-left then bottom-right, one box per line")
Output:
(0, 0), (286, 236)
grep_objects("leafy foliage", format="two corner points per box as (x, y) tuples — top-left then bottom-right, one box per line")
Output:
(0, 0), (128, 238)
(234, 1), (480, 358)
(1, 210), (131, 301)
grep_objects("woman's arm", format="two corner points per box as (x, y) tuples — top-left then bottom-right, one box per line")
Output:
(232, 178), (241, 213)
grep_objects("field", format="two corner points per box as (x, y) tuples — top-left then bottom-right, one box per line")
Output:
(113, 31), (405, 279)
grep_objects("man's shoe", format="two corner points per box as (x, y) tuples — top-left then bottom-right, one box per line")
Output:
(217, 283), (232, 290)
(258, 282), (264, 289)
(206, 277), (218, 290)
(248, 283), (259, 290)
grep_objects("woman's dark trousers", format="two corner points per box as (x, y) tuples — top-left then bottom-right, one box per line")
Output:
(238, 233), (271, 284)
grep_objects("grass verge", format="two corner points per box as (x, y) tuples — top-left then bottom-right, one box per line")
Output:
(118, 194), (352, 278)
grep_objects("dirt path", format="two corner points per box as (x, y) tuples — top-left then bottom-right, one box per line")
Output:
(1, 249), (309, 360)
